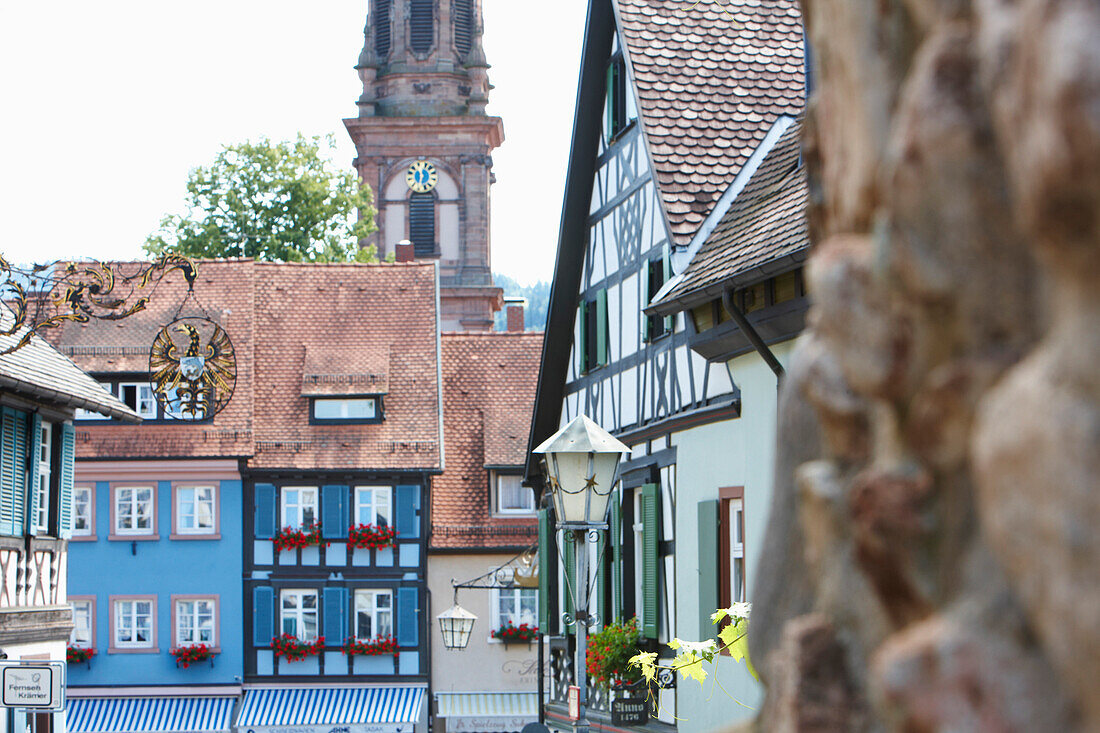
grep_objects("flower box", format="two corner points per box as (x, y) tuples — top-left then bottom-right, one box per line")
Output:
(67, 646), (94, 665)
(491, 622), (538, 645)
(341, 635), (399, 658)
(273, 522), (325, 552)
(586, 618), (643, 690)
(172, 643), (216, 668)
(347, 523), (397, 550)
(271, 633), (325, 661)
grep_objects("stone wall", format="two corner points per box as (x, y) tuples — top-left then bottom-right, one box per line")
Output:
(750, 0), (1100, 729)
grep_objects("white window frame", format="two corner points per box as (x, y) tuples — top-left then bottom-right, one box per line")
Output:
(114, 486), (155, 535)
(176, 485), (216, 535)
(491, 584), (538, 641)
(175, 597), (217, 647)
(494, 472), (534, 515)
(35, 422), (51, 532)
(117, 382), (157, 419)
(354, 589), (393, 640)
(164, 384), (207, 419)
(354, 486), (392, 527)
(281, 487), (319, 529)
(280, 589), (319, 641)
(72, 486), (93, 536)
(312, 397), (378, 421)
(114, 599), (155, 649)
(70, 599), (94, 648)
(75, 381), (113, 420)
(727, 498), (746, 604)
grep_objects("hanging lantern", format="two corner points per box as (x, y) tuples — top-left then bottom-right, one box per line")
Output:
(533, 415), (628, 528)
(437, 603), (477, 650)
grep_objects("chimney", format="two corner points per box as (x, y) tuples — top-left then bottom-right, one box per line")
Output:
(504, 296), (527, 332)
(395, 239), (415, 263)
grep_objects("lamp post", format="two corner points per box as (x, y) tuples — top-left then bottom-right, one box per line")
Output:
(534, 415), (628, 733)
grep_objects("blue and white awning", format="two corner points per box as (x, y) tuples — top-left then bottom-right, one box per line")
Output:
(435, 693), (538, 733)
(66, 696), (236, 733)
(235, 687), (425, 731)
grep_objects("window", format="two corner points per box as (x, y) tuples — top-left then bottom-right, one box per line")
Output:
(281, 590), (319, 641)
(174, 597), (217, 647)
(579, 288), (608, 373)
(409, 192), (436, 257)
(74, 382), (113, 420)
(118, 382), (157, 419)
(493, 586), (537, 630)
(719, 487), (746, 606)
(373, 0), (392, 58)
(164, 384), (207, 420)
(355, 486), (391, 527)
(495, 473), (534, 514)
(605, 53), (631, 141)
(70, 598), (94, 648)
(409, 0), (434, 54)
(35, 422), (51, 533)
(175, 485), (216, 536)
(113, 486), (155, 536)
(645, 255), (672, 341)
(112, 597), (156, 650)
(311, 397), (380, 423)
(72, 486), (94, 537)
(281, 487), (318, 529)
(453, 0), (473, 57)
(355, 589), (393, 640)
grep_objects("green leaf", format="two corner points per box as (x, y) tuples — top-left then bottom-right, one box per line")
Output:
(672, 651), (707, 683)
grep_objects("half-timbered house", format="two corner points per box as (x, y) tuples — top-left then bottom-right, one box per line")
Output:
(524, 1), (805, 731)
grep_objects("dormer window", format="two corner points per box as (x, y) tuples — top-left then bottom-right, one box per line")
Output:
(310, 396), (383, 424)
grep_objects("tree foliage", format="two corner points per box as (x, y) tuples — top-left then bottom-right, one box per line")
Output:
(144, 135), (379, 263)
(492, 273), (550, 330)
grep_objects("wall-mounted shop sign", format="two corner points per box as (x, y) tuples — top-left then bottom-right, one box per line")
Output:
(610, 698), (649, 727)
(0, 661), (65, 712)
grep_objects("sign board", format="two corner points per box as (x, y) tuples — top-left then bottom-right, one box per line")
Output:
(611, 698), (649, 727)
(241, 725), (412, 733)
(448, 716), (536, 733)
(567, 686), (580, 722)
(0, 661), (65, 712)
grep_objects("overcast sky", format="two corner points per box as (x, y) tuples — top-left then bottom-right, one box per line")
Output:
(0, 0), (588, 285)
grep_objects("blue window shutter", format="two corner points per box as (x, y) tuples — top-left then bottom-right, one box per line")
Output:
(253, 586), (275, 646)
(0, 407), (15, 535)
(254, 483), (276, 539)
(697, 500), (719, 640)
(321, 485), (348, 539)
(538, 509), (550, 633)
(396, 587), (418, 646)
(58, 423), (75, 539)
(641, 483), (660, 639)
(323, 587), (347, 643)
(395, 485), (419, 538)
(26, 414), (41, 537)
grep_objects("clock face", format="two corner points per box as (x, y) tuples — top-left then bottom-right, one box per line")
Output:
(406, 160), (438, 193)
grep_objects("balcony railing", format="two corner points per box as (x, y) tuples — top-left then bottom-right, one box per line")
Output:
(0, 536), (64, 608)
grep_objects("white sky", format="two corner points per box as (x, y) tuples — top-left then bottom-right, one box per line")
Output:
(0, 0), (588, 286)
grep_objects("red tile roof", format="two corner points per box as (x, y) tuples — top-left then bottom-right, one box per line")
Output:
(616, 0), (805, 246)
(433, 331), (543, 550)
(51, 259), (443, 472)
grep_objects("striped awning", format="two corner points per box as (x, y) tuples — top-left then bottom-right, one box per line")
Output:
(66, 696), (235, 733)
(436, 693), (539, 718)
(235, 687), (425, 728)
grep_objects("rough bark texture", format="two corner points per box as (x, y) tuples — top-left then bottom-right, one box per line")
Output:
(749, 0), (1100, 729)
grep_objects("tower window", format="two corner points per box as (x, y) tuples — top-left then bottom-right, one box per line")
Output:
(454, 0), (473, 58)
(409, 192), (436, 257)
(374, 0), (393, 58)
(409, 0), (434, 55)
(605, 53), (630, 141)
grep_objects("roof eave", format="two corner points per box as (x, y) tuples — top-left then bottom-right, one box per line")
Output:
(0, 373), (141, 423)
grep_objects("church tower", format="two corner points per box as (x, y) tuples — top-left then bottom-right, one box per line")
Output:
(345, 0), (504, 332)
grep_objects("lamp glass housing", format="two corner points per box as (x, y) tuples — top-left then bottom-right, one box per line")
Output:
(437, 604), (477, 650)
(546, 451), (620, 526)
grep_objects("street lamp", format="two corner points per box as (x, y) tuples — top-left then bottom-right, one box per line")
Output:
(533, 415), (628, 733)
(437, 600), (478, 651)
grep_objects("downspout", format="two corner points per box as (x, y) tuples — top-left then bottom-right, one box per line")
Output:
(720, 288), (785, 380)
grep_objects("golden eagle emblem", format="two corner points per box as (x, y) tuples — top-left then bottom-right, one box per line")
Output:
(148, 317), (236, 420)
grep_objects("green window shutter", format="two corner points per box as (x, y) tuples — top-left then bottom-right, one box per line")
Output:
(596, 530), (607, 628)
(697, 500), (719, 640)
(610, 496), (622, 621)
(596, 289), (608, 366)
(578, 301), (589, 373)
(641, 483), (660, 639)
(663, 249), (674, 332)
(605, 63), (615, 141)
(564, 532), (576, 630)
(26, 414), (41, 537)
(538, 509), (551, 633)
(58, 423), (75, 539)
